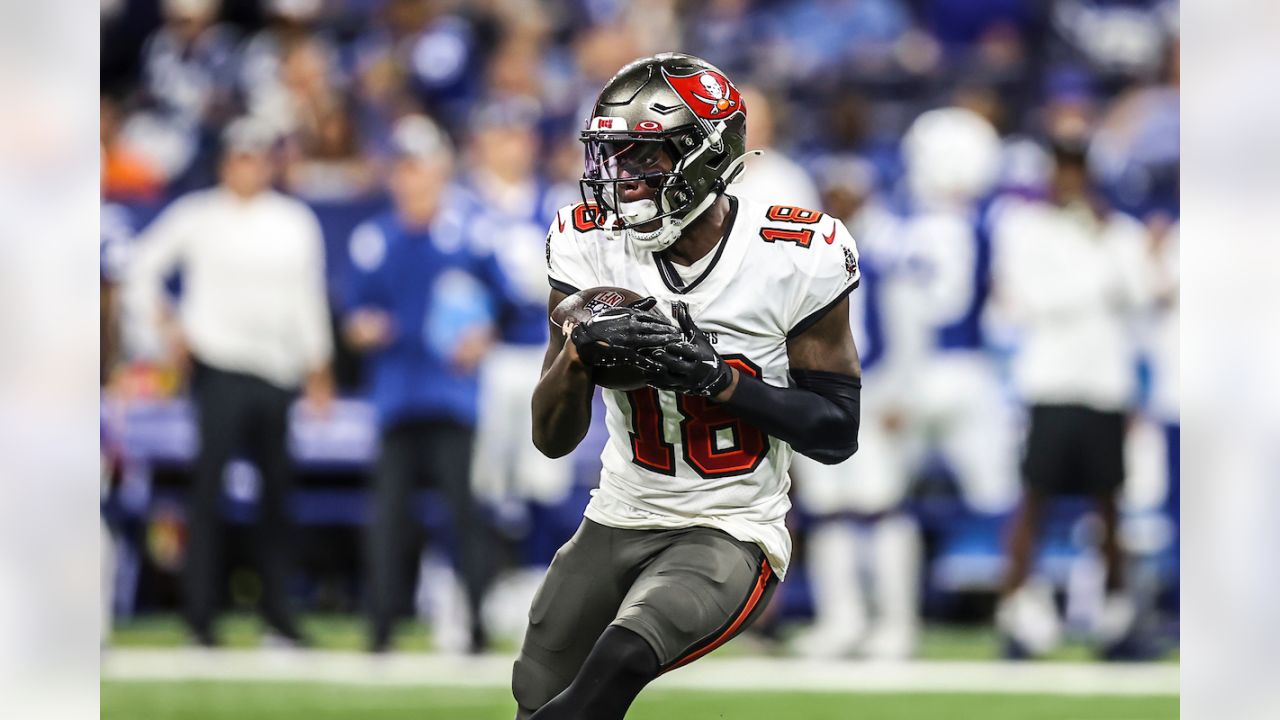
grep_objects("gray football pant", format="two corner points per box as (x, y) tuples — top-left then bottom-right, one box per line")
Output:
(512, 519), (777, 717)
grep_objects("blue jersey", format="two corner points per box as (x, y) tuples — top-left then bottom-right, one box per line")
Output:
(895, 200), (993, 354)
(854, 257), (886, 372)
(101, 202), (135, 283)
(935, 200), (993, 352)
(346, 197), (519, 428)
(456, 175), (562, 347)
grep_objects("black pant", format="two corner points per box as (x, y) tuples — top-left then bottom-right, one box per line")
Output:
(1022, 404), (1126, 496)
(366, 419), (492, 649)
(186, 361), (299, 640)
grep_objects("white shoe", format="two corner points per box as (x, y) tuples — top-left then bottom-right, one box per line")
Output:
(791, 622), (866, 659)
(996, 580), (1062, 658)
(861, 622), (918, 660)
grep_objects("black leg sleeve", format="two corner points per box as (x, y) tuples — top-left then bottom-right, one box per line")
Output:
(527, 625), (660, 720)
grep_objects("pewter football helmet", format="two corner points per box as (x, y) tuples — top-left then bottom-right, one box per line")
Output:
(580, 53), (755, 252)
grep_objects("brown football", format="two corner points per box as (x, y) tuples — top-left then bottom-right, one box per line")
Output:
(551, 286), (650, 391)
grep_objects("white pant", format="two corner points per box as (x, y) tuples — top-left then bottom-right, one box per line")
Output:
(904, 352), (1020, 515)
(471, 343), (571, 505)
(793, 383), (909, 516)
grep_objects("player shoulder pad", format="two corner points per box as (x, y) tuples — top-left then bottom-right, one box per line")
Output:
(748, 202), (861, 338)
(545, 202), (604, 295)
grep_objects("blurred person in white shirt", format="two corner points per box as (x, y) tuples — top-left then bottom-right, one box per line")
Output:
(894, 108), (1020, 516)
(730, 86), (820, 210)
(791, 157), (922, 659)
(124, 117), (334, 646)
(990, 135), (1159, 659)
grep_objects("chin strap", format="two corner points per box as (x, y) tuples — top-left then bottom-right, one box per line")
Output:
(636, 150), (765, 249)
(612, 149), (766, 251)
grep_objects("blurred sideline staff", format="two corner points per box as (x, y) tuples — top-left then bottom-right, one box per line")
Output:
(123, 117), (335, 646)
(460, 99), (572, 519)
(991, 134), (1161, 659)
(342, 114), (517, 654)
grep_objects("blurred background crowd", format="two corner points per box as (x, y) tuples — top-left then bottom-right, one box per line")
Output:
(99, 0), (1179, 660)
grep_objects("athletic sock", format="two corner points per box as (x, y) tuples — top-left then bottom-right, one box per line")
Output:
(528, 625), (660, 720)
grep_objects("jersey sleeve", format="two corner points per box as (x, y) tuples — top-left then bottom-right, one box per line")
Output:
(786, 216), (862, 338)
(545, 205), (598, 295)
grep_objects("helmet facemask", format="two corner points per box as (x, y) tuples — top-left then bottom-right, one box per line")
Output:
(579, 130), (703, 252)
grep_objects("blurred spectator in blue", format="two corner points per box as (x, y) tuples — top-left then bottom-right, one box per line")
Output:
(342, 114), (516, 653)
(681, 0), (768, 80)
(457, 99), (571, 523)
(123, 117), (335, 646)
(351, 0), (485, 135)
(484, 31), (548, 105)
(1048, 0), (1172, 86)
(276, 37), (379, 201)
(136, 0), (241, 190)
(760, 0), (910, 84)
(802, 91), (904, 196)
(561, 22), (642, 130)
(240, 0), (343, 132)
(1088, 34), (1179, 217)
(991, 134), (1161, 660)
(921, 0), (1039, 50)
(732, 85), (820, 210)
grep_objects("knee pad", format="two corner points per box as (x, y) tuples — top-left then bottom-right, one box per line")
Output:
(511, 655), (563, 715)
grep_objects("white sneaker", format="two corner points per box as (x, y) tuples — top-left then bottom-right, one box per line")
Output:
(996, 579), (1062, 658)
(861, 622), (918, 661)
(791, 621), (866, 659)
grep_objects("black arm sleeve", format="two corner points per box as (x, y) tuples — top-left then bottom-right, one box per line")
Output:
(721, 369), (861, 465)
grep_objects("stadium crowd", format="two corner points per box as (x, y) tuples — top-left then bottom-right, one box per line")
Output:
(100, 0), (1179, 659)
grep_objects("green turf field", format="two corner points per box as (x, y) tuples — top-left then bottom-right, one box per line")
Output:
(101, 681), (1178, 720)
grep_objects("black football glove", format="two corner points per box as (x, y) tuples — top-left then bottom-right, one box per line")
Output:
(644, 301), (735, 397)
(570, 296), (681, 372)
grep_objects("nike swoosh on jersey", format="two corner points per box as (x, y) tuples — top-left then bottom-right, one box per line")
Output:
(557, 212), (566, 233)
(823, 222), (837, 245)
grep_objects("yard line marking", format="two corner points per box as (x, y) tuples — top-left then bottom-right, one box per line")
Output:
(102, 648), (1178, 696)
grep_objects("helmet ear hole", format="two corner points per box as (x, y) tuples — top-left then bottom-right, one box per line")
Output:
(707, 151), (728, 170)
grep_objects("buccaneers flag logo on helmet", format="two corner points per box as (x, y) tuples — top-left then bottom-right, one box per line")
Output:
(662, 69), (745, 120)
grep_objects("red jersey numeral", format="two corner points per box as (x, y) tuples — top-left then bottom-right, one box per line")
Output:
(760, 205), (824, 248)
(624, 356), (769, 479)
(765, 205), (823, 224)
(572, 203), (603, 232)
(627, 386), (676, 474)
(759, 227), (814, 247)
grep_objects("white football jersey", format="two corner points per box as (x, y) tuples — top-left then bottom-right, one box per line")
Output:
(546, 195), (861, 579)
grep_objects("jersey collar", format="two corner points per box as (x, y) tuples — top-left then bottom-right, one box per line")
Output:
(652, 195), (739, 295)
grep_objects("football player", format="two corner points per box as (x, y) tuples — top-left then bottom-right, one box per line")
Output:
(790, 158), (922, 660)
(894, 107), (1020, 517)
(516, 53), (862, 720)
